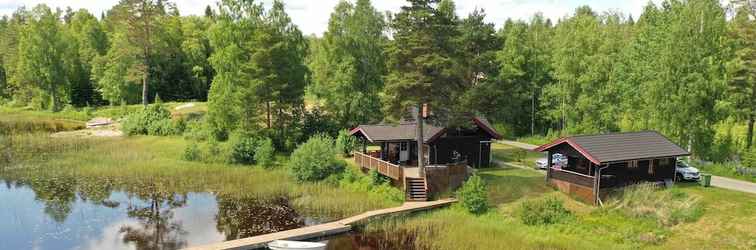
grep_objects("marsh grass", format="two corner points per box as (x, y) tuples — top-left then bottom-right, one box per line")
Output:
(605, 183), (703, 227)
(0, 133), (397, 220)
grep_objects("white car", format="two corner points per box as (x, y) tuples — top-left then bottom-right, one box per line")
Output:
(675, 160), (700, 181)
(535, 153), (568, 169)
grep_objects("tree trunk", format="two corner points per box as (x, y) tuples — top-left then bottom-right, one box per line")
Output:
(50, 82), (59, 112)
(747, 114), (754, 150)
(266, 101), (272, 129)
(531, 88), (536, 136)
(142, 72), (149, 106)
(416, 104), (425, 178)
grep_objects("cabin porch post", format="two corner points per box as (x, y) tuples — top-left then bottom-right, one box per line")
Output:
(546, 151), (553, 180)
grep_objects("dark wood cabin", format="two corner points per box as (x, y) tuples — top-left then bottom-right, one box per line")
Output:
(534, 131), (690, 205)
(350, 117), (503, 168)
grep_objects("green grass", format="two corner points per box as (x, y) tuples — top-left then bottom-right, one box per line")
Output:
(360, 166), (756, 250)
(491, 143), (544, 168)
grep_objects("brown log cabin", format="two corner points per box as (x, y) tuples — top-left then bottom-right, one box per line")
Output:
(349, 117), (502, 200)
(534, 131), (690, 205)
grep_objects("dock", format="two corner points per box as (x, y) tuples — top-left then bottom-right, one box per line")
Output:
(186, 198), (456, 250)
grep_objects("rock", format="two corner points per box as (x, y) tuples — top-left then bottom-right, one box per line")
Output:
(86, 117), (113, 128)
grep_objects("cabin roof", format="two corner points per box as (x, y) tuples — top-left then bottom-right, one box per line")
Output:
(350, 117), (502, 143)
(350, 123), (445, 143)
(533, 131), (690, 165)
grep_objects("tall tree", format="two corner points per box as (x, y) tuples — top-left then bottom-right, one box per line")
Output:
(65, 9), (108, 106)
(14, 5), (70, 111)
(726, 1), (756, 149)
(206, 0), (307, 146)
(309, 0), (387, 127)
(181, 15), (214, 100)
(385, 0), (461, 176)
(0, 17), (7, 98)
(112, 0), (165, 106)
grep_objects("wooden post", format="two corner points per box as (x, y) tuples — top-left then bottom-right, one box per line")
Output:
(416, 104), (425, 178)
(546, 151), (553, 181)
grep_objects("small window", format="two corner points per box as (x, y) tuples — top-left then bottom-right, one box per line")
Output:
(400, 142), (407, 151)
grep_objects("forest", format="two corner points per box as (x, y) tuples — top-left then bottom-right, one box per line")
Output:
(0, 0), (754, 162)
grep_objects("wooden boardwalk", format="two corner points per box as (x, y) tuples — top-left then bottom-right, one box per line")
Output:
(186, 199), (456, 250)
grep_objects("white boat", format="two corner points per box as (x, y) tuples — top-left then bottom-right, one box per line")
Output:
(267, 240), (327, 250)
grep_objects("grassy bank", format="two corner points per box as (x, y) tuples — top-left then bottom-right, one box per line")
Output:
(361, 167), (756, 250)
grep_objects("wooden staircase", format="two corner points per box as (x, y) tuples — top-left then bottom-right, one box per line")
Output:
(405, 177), (428, 201)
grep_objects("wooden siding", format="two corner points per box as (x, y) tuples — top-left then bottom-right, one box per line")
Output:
(354, 151), (403, 180)
(430, 136), (490, 168)
(550, 178), (596, 204)
(550, 168), (595, 187)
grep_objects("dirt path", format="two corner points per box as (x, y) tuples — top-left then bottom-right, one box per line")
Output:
(711, 176), (756, 194)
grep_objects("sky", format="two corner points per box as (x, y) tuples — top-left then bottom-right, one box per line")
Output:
(0, 0), (661, 36)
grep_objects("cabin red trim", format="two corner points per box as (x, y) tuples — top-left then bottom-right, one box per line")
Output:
(472, 117), (503, 140)
(533, 138), (602, 165)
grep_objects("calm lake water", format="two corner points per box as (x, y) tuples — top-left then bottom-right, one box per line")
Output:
(0, 178), (401, 250)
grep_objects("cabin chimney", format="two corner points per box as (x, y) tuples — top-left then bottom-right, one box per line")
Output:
(422, 103), (429, 118)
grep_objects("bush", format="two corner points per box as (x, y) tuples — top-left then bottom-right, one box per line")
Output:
(183, 119), (209, 141)
(183, 142), (201, 161)
(121, 103), (174, 136)
(456, 174), (489, 214)
(288, 134), (345, 182)
(255, 138), (275, 168)
(743, 148), (756, 169)
(336, 129), (357, 156)
(230, 134), (260, 165)
(369, 169), (390, 186)
(519, 197), (572, 225)
(339, 168), (404, 203)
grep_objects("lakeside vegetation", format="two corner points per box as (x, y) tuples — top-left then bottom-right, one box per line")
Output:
(0, 110), (401, 221)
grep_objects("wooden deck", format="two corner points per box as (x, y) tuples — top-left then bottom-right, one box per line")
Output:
(354, 151), (404, 180)
(185, 199), (456, 250)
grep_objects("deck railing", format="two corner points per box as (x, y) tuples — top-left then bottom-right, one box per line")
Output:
(354, 151), (404, 180)
(550, 168), (595, 187)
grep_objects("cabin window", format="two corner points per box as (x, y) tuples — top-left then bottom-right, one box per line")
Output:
(400, 142), (407, 151)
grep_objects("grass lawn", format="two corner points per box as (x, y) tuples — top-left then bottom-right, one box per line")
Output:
(491, 142), (544, 168)
(364, 166), (756, 250)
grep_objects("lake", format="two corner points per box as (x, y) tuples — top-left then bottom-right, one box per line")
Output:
(0, 177), (408, 250)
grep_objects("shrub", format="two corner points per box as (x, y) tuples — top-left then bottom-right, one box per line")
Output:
(456, 174), (489, 214)
(183, 142), (201, 161)
(519, 197), (572, 225)
(339, 168), (404, 203)
(288, 134), (345, 182)
(147, 119), (176, 136)
(255, 138), (275, 168)
(743, 148), (756, 169)
(607, 183), (702, 226)
(183, 119), (209, 141)
(336, 129), (357, 156)
(369, 169), (390, 186)
(121, 103), (173, 136)
(230, 134), (259, 165)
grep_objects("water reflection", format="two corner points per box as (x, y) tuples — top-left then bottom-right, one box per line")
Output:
(216, 196), (305, 240)
(0, 177), (308, 250)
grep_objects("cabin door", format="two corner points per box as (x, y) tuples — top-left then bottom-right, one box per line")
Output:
(479, 141), (492, 168)
(399, 142), (409, 162)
